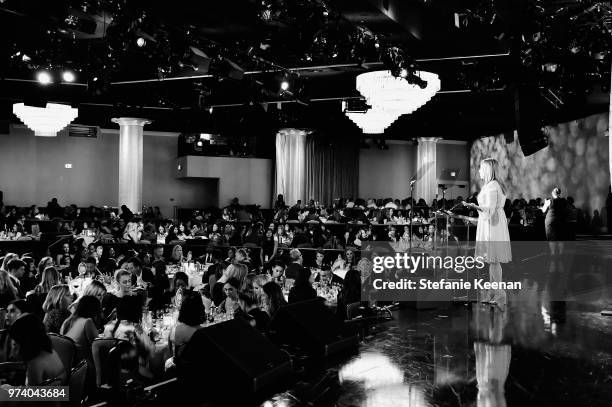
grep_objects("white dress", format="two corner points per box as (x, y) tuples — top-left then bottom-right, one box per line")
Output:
(475, 181), (512, 263)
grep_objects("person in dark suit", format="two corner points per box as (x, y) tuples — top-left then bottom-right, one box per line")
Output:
(541, 187), (568, 241)
(284, 249), (304, 280)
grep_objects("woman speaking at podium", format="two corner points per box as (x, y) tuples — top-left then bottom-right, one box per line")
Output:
(463, 158), (512, 307)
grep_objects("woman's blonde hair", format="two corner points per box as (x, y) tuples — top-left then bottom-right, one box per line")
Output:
(224, 263), (248, 285)
(37, 266), (60, 293)
(0, 270), (17, 297)
(82, 280), (107, 299)
(1, 253), (18, 271)
(171, 245), (183, 261)
(253, 273), (272, 288)
(42, 284), (70, 313)
(480, 158), (507, 194)
(77, 262), (87, 276)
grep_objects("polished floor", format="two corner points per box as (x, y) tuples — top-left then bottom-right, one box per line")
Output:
(260, 243), (612, 407)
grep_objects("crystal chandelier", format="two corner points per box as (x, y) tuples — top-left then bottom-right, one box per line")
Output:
(12, 103), (79, 137)
(347, 70), (440, 133)
(345, 109), (400, 134)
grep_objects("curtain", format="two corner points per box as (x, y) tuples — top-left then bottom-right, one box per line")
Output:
(274, 128), (307, 205)
(305, 134), (359, 205)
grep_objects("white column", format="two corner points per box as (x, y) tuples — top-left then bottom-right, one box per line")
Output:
(416, 137), (439, 205)
(111, 117), (151, 213)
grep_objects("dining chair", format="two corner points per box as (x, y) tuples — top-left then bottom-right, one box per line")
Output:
(49, 333), (77, 379)
(68, 360), (88, 407)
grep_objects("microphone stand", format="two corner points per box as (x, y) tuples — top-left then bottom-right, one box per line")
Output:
(409, 180), (415, 250)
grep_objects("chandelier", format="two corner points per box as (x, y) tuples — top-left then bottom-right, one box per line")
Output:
(12, 103), (79, 137)
(347, 70), (440, 133)
(345, 109), (400, 134)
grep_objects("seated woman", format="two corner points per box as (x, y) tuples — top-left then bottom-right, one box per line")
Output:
(101, 269), (134, 320)
(27, 266), (60, 318)
(103, 296), (146, 342)
(241, 292), (270, 332)
(0, 270), (18, 308)
(212, 263), (248, 306)
(60, 295), (101, 362)
(261, 282), (287, 317)
(148, 260), (171, 311)
(1, 300), (31, 362)
(170, 293), (205, 357)
(9, 313), (66, 385)
(336, 269), (366, 320)
(288, 267), (317, 304)
(170, 271), (190, 307)
(71, 280), (108, 328)
(218, 277), (245, 315)
(169, 244), (185, 264)
(42, 284), (72, 334)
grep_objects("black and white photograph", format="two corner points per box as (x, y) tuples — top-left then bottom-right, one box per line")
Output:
(0, 0), (611, 406)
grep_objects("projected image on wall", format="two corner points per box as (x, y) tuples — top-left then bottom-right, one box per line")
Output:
(470, 113), (610, 225)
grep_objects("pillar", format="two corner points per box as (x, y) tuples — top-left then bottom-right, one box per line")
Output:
(416, 137), (439, 205)
(111, 117), (151, 213)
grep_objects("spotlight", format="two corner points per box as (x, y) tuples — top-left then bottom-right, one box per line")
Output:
(22, 54), (31, 62)
(208, 107), (214, 114)
(36, 71), (53, 85)
(136, 37), (146, 47)
(62, 70), (76, 82)
(196, 140), (203, 147)
(280, 80), (290, 91)
(92, 76), (98, 82)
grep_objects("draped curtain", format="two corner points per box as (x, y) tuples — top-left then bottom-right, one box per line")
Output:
(305, 134), (359, 205)
(274, 129), (307, 205)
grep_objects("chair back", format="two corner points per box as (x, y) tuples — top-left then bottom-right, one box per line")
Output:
(40, 375), (64, 386)
(68, 360), (88, 407)
(49, 333), (77, 375)
(346, 302), (363, 320)
(92, 338), (118, 387)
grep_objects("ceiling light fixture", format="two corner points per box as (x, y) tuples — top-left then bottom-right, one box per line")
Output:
(62, 70), (76, 82)
(13, 103), (78, 137)
(347, 70), (440, 134)
(136, 37), (146, 47)
(36, 71), (53, 85)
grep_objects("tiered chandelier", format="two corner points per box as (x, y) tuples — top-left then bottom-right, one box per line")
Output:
(347, 70), (441, 134)
(12, 103), (79, 137)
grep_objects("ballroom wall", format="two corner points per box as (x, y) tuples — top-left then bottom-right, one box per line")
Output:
(470, 112), (610, 215)
(358, 140), (470, 201)
(175, 155), (273, 208)
(0, 125), (218, 215)
(358, 141), (418, 199)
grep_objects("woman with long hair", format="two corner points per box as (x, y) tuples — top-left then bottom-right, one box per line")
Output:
(261, 282), (287, 317)
(212, 263), (248, 306)
(60, 295), (101, 361)
(170, 244), (184, 264)
(9, 313), (66, 385)
(36, 256), (54, 280)
(463, 158), (512, 307)
(0, 270), (18, 308)
(42, 284), (72, 334)
(288, 267), (317, 304)
(34, 266), (60, 295)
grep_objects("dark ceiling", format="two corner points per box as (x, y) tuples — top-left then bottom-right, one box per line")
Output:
(0, 0), (610, 140)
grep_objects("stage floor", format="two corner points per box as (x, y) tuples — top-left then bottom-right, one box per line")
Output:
(259, 241), (612, 407)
